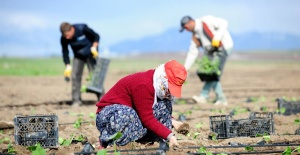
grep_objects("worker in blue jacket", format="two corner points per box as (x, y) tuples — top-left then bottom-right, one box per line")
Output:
(60, 22), (100, 106)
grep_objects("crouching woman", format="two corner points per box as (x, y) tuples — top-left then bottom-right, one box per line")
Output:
(95, 60), (187, 148)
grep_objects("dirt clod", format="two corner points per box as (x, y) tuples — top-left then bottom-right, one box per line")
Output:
(176, 122), (190, 135)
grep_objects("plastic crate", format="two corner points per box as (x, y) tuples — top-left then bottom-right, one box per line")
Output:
(209, 112), (274, 139)
(276, 98), (300, 115)
(14, 114), (58, 148)
(86, 57), (110, 95)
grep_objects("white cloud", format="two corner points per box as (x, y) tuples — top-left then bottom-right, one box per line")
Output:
(0, 10), (48, 33)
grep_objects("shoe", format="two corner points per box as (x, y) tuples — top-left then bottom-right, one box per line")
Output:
(72, 101), (83, 107)
(214, 100), (228, 106)
(192, 96), (207, 104)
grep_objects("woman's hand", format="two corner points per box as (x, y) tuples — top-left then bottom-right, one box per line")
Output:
(172, 119), (183, 131)
(169, 135), (179, 147)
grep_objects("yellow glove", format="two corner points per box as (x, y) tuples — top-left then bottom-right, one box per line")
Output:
(90, 46), (99, 58)
(64, 65), (72, 81)
(212, 39), (220, 48)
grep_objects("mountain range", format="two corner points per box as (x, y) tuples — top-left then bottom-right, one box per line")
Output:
(1, 27), (300, 57)
(109, 27), (300, 54)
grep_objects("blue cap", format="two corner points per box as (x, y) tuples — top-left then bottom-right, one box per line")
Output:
(180, 16), (193, 32)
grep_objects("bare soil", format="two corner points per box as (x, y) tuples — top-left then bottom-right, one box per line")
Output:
(0, 58), (300, 155)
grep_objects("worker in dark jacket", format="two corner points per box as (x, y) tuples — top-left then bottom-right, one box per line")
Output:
(60, 22), (100, 106)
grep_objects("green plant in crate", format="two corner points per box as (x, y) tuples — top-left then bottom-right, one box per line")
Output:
(197, 55), (221, 75)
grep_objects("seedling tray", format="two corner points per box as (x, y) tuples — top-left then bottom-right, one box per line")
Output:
(14, 114), (59, 148)
(209, 112), (274, 139)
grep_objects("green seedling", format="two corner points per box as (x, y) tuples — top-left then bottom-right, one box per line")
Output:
(0, 130), (3, 134)
(74, 117), (83, 129)
(294, 119), (300, 125)
(247, 97), (259, 103)
(69, 112), (85, 116)
(296, 146), (300, 153)
(281, 96), (288, 100)
(212, 134), (217, 142)
(74, 134), (85, 142)
(263, 135), (271, 142)
(231, 107), (249, 115)
(31, 107), (36, 114)
(276, 107), (286, 114)
(260, 96), (266, 102)
(27, 143), (46, 155)
(97, 149), (107, 155)
(245, 146), (255, 152)
(195, 123), (203, 129)
(7, 141), (17, 154)
(0, 137), (10, 144)
(198, 146), (213, 155)
(285, 146), (300, 154)
(282, 146), (292, 155)
(210, 109), (224, 113)
(179, 110), (192, 116)
(177, 99), (187, 105)
(89, 112), (96, 120)
(291, 97), (297, 102)
(59, 135), (74, 146)
(86, 72), (93, 81)
(193, 132), (201, 139)
(261, 106), (268, 112)
(219, 109), (225, 114)
(80, 85), (87, 92)
(255, 132), (269, 137)
(108, 131), (122, 155)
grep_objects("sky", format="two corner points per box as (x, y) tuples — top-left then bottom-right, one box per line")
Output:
(0, 0), (300, 56)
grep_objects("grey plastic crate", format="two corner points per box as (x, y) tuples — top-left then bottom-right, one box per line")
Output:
(86, 57), (110, 96)
(209, 112), (274, 139)
(276, 98), (300, 115)
(14, 114), (58, 148)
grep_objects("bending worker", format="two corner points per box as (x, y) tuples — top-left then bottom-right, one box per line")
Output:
(95, 60), (187, 148)
(180, 15), (233, 105)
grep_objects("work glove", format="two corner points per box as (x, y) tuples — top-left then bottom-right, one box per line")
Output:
(211, 39), (220, 48)
(64, 65), (72, 82)
(90, 46), (99, 58)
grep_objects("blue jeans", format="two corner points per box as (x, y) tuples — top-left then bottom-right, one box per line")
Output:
(200, 48), (229, 101)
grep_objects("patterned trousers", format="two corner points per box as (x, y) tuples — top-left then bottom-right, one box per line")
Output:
(96, 99), (172, 147)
